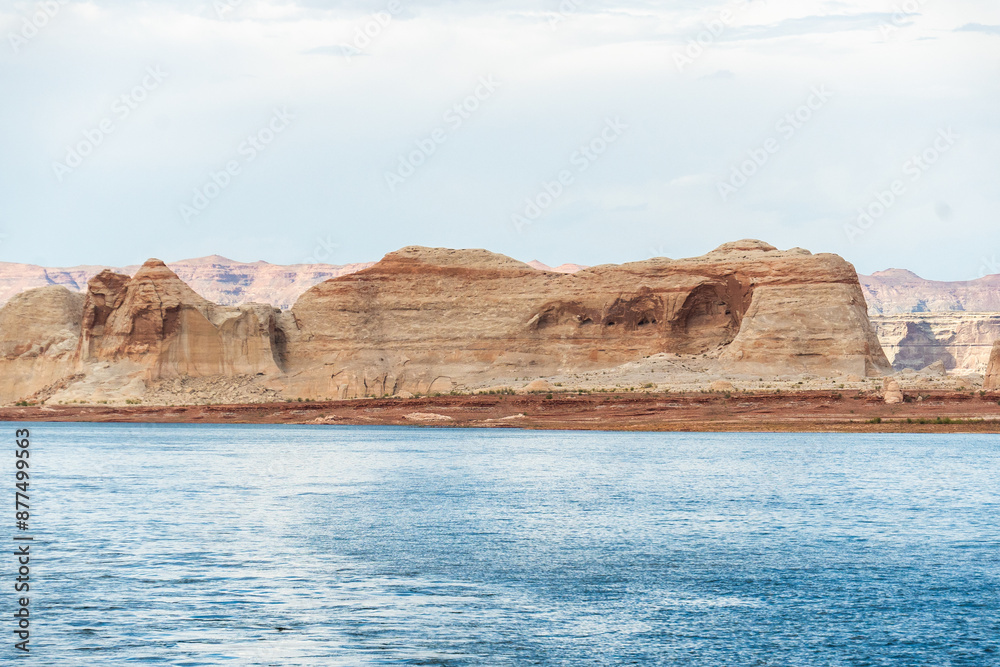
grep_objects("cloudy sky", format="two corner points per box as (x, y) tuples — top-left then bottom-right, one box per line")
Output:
(0, 0), (997, 279)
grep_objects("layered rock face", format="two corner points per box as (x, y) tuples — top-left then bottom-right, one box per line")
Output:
(985, 342), (1000, 391)
(859, 270), (1000, 373)
(0, 286), (85, 403)
(0, 242), (891, 403)
(80, 260), (288, 379)
(0, 260), (291, 403)
(860, 269), (1000, 315)
(282, 241), (889, 399)
(872, 313), (1000, 372)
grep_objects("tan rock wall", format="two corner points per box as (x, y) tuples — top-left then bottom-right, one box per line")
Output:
(0, 286), (85, 403)
(871, 313), (1000, 372)
(284, 242), (890, 398)
(984, 341), (1000, 391)
(83, 261), (286, 380)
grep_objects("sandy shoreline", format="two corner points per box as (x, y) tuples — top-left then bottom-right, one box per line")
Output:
(4, 391), (1000, 433)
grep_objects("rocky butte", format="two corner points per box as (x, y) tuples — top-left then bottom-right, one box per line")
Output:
(0, 241), (891, 405)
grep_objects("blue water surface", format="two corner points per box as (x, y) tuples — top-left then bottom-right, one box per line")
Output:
(4, 424), (999, 665)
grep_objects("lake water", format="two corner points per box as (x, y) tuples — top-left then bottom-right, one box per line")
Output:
(6, 424), (1000, 665)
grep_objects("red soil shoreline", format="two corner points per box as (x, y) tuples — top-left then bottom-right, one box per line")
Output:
(4, 391), (1000, 432)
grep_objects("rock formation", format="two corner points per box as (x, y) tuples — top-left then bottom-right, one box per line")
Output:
(0, 242), (893, 404)
(883, 378), (904, 404)
(871, 313), (1000, 372)
(5, 257), (1000, 382)
(985, 342), (1000, 391)
(79, 260), (288, 379)
(0, 286), (85, 403)
(281, 241), (890, 399)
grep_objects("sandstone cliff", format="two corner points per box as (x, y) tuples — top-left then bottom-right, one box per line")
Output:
(80, 260), (288, 379)
(859, 269), (1000, 373)
(985, 341), (1000, 391)
(0, 261), (291, 403)
(0, 286), (85, 403)
(872, 313), (1000, 373)
(0, 242), (892, 404)
(281, 241), (889, 399)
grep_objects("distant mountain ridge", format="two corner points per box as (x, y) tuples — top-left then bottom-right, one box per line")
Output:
(5, 256), (1000, 318)
(859, 269), (1000, 315)
(0, 256), (376, 311)
(0, 256), (592, 310)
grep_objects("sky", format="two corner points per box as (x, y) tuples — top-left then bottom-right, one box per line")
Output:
(0, 0), (997, 279)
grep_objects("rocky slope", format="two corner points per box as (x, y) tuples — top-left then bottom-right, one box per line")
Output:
(0, 256), (373, 310)
(0, 241), (891, 404)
